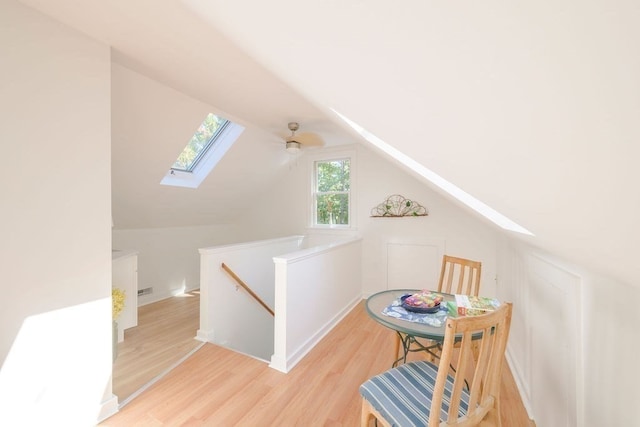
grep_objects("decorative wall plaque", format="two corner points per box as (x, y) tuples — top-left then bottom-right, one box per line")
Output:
(370, 194), (428, 217)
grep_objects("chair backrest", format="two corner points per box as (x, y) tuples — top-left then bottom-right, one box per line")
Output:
(429, 303), (513, 427)
(438, 255), (482, 296)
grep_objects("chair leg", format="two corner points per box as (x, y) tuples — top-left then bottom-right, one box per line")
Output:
(361, 398), (374, 427)
(362, 398), (392, 427)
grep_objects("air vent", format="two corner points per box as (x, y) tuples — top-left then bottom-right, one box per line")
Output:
(138, 287), (153, 296)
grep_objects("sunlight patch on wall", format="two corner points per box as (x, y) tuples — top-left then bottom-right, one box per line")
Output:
(0, 299), (112, 425)
(332, 109), (534, 236)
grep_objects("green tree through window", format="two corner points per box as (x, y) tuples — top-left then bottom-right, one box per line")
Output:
(315, 158), (350, 225)
(172, 114), (229, 172)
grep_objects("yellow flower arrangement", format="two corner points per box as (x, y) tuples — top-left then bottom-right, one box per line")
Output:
(112, 288), (126, 320)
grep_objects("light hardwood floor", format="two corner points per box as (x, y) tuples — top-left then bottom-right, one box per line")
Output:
(113, 290), (203, 402)
(104, 298), (534, 426)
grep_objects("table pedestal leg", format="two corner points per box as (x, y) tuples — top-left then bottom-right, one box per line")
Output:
(393, 332), (442, 367)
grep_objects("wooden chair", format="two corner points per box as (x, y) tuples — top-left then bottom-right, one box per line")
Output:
(438, 255), (482, 297)
(361, 303), (513, 427)
(394, 255), (482, 363)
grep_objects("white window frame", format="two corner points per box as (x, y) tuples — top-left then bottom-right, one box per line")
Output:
(308, 147), (357, 230)
(160, 120), (244, 189)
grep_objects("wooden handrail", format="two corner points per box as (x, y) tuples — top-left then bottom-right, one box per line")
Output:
(221, 262), (275, 316)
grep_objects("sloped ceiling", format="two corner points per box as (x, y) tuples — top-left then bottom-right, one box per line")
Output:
(20, 0), (357, 229)
(20, 0), (640, 288)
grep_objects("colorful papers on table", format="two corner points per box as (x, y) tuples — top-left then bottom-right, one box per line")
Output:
(454, 294), (501, 316)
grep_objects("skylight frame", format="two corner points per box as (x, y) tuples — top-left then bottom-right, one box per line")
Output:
(171, 116), (231, 173)
(160, 113), (244, 189)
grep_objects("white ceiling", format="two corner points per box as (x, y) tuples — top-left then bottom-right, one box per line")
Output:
(20, 0), (358, 229)
(20, 0), (640, 288)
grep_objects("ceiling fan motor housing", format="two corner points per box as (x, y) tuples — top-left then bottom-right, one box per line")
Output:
(288, 122), (300, 133)
(287, 122), (301, 145)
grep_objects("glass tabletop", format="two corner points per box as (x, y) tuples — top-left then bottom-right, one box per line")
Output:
(365, 288), (455, 340)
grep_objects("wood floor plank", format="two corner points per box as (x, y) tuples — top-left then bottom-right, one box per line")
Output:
(103, 300), (534, 426)
(112, 290), (202, 401)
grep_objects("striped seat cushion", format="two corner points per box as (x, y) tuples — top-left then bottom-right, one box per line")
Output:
(359, 361), (469, 427)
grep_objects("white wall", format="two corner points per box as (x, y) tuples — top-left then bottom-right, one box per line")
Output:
(113, 225), (244, 305)
(0, 1), (113, 424)
(110, 61), (290, 230)
(231, 155), (310, 242)
(580, 270), (640, 426)
(237, 144), (500, 297)
(110, 61), (214, 230)
(498, 237), (640, 427)
(357, 145), (500, 296)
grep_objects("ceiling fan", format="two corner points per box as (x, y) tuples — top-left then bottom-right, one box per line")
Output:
(284, 122), (324, 153)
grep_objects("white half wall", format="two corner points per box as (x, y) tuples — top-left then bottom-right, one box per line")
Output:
(0, 1), (113, 424)
(271, 237), (363, 373)
(198, 235), (304, 360)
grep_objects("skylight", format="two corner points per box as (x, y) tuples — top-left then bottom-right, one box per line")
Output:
(161, 113), (244, 189)
(331, 109), (534, 236)
(172, 114), (229, 172)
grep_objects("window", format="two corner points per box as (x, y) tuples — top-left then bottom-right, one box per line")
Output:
(172, 114), (229, 172)
(161, 113), (244, 188)
(314, 158), (351, 226)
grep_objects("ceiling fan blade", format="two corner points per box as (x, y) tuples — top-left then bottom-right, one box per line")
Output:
(294, 132), (324, 147)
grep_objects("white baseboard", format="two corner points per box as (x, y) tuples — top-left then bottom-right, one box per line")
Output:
(505, 348), (534, 421)
(138, 286), (200, 307)
(117, 342), (205, 409)
(196, 328), (214, 342)
(271, 295), (361, 373)
(269, 354), (288, 373)
(96, 393), (119, 424)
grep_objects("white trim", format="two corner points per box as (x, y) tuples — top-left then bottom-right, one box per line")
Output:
(505, 348), (535, 420)
(96, 394), (119, 424)
(269, 295), (362, 373)
(195, 328), (214, 342)
(273, 236), (362, 264)
(527, 251), (582, 427)
(117, 342), (206, 408)
(199, 235), (304, 255)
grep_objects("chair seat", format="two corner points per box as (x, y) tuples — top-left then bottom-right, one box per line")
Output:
(360, 361), (470, 427)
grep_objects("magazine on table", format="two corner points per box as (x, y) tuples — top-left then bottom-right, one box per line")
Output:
(454, 294), (500, 316)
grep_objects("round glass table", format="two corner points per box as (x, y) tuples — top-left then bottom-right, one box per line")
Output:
(365, 288), (455, 366)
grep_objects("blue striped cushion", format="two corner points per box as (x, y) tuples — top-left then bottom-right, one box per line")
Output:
(359, 361), (469, 427)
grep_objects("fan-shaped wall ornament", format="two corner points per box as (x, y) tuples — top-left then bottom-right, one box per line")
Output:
(370, 194), (428, 217)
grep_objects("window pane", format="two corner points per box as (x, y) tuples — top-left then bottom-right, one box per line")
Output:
(316, 193), (349, 225)
(172, 113), (228, 171)
(317, 159), (350, 192)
